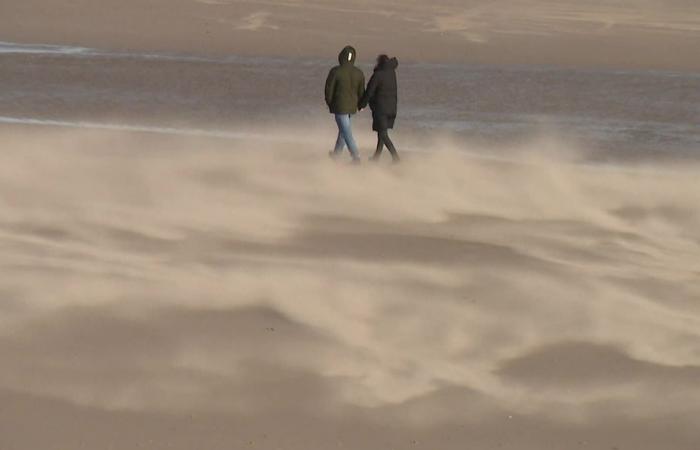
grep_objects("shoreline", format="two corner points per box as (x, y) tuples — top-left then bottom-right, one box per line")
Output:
(3, 38), (700, 75)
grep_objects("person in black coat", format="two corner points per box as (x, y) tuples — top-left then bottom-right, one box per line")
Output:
(359, 54), (400, 162)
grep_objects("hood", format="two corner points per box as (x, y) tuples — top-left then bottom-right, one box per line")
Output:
(376, 57), (399, 71)
(338, 46), (357, 65)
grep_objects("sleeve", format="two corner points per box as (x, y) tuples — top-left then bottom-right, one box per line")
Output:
(359, 73), (377, 109)
(325, 68), (336, 108)
(357, 71), (366, 108)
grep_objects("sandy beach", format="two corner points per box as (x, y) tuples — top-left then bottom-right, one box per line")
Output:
(2, 0), (700, 71)
(2, 0), (700, 448)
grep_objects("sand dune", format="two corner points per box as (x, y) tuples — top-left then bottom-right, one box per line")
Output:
(1, 126), (699, 448)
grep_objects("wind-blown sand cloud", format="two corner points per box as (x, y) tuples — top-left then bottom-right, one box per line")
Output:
(1, 127), (699, 448)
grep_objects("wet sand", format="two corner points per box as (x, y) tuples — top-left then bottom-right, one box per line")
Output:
(2, 48), (699, 161)
(1, 127), (699, 449)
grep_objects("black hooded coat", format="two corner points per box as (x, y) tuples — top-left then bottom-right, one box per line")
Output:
(359, 57), (398, 131)
(324, 46), (365, 114)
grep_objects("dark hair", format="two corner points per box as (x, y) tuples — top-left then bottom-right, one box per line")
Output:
(375, 54), (390, 70)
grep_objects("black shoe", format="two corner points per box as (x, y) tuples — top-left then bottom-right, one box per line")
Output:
(369, 155), (380, 162)
(329, 150), (340, 160)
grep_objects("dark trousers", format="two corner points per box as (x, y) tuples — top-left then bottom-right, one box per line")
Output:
(373, 130), (399, 161)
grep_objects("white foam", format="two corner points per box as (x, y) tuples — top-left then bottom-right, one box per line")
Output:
(0, 40), (292, 65)
(0, 41), (93, 56)
(0, 116), (290, 142)
(0, 41), (214, 62)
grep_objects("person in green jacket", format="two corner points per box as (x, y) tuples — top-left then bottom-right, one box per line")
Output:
(325, 45), (365, 162)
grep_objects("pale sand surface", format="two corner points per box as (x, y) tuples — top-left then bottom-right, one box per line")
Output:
(1, 126), (699, 448)
(2, 0), (700, 70)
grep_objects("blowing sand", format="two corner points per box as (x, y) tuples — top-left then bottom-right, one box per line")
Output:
(1, 127), (699, 449)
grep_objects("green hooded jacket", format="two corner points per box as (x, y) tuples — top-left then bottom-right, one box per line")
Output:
(325, 46), (365, 114)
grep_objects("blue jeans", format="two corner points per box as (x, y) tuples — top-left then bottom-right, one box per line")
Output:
(332, 114), (360, 159)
